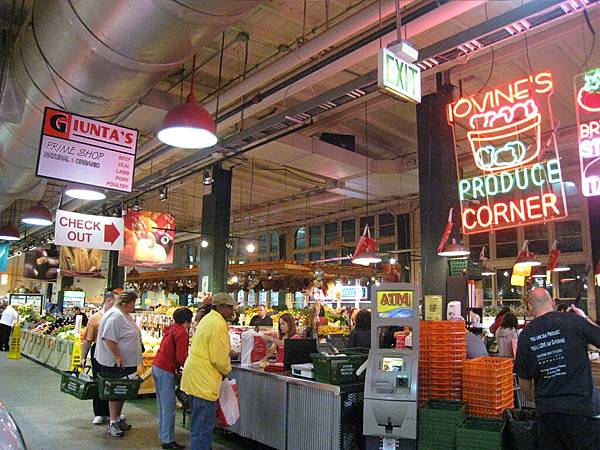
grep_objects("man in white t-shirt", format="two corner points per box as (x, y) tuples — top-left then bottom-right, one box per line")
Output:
(0, 303), (19, 351)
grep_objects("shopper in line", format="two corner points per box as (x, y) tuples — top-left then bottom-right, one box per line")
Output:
(495, 311), (518, 358)
(81, 291), (117, 425)
(516, 288), (600, 449)
(181, 293), (234, 450)
(0, 303), (19, 351)
(152, 307), (193, 450)
(262, 312), (300, 364)
(249, 304), (273, 327)
(348, 309), (371, 348)
(466, 326), (488, 359)
(72, 305), (89, 327)
(95, 289), (142, 438)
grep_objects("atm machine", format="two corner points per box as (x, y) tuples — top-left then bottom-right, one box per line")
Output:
(363, 282), (420, 450)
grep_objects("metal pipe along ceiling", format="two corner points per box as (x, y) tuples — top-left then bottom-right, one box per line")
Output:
(0, 0), (259, 211)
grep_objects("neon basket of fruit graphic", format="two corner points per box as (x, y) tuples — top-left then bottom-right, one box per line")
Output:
(466, 100), (542, 172)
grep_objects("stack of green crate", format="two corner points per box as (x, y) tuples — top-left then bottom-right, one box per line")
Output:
(456, 417), (505, 450)
(418, 399), (466, 450)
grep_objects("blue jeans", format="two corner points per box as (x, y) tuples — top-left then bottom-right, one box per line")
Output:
(152, 366), (176, 444)
(189, 395), (217, 450)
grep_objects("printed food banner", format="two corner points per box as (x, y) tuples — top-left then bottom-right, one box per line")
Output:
(118, 210), (175, 268)
(24, 246), (60, 281)
(59, 246), (104, 278)
(0, 242), (8, 273)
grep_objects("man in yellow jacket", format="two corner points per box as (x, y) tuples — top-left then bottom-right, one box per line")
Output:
(181, 293), (234, 450)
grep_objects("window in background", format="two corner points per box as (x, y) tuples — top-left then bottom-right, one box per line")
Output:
(555, 220), (583, 253)
(309, 251), (321, 261)
(496, 269), (522, 301)
(324, 222), (338, 245)
(379, 242), (396, 253)
(324, 249), (338, 263)
(495, 228), (518, 259)
(309, 225), (322, 247)
(379, 213), (396, 238)
(558, 263), (588, 300)
(247, 290), (256, 307)
(530, 266), (552, 297)
(294, 253), (305, 263)
(258, 233), (268, 254)
(341, 247), (351, 265)
(270, 233), (279, 253)
(341, 219), (355, 243)
(295, 227), (306, 249)
(469, 232), (489, 260)
(359, 216), (375, 236)
(524, 224), (548, 255)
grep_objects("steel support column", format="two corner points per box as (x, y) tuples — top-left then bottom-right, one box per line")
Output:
(589, 197), (600, 320)
(417, 82), (459, 315)
(107, 250), (124, 290)
(199, 165), (232, 294)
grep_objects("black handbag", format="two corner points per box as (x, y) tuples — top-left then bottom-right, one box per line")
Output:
(168, 330), (190, 410)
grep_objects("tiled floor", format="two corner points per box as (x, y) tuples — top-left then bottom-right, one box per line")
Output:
(0, 352), (237, 450)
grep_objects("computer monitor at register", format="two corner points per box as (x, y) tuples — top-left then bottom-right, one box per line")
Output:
(283, 338), (317, 370)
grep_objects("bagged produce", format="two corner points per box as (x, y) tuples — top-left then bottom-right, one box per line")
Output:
(216, 379), (239, 427)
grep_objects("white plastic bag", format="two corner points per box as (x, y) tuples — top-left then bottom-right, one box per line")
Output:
(217, 378), (240, 427)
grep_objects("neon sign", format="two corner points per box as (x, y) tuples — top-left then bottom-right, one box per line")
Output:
(448, 72), (568, 234)
(575, 67), (600, 196)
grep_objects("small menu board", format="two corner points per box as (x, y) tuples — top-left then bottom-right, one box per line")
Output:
(9, 293), (44, 314)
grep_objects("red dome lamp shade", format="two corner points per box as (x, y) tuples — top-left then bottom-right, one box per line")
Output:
(22, 201), (53, 226)
(0, 223), (20, 241)
(157, 55), (217, 149)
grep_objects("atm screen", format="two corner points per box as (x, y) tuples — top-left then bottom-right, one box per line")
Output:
(382, 357), (404, 372)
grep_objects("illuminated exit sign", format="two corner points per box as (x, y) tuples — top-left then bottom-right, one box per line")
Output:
(447, 72), (568, 234)
(378, 48), (421, 104)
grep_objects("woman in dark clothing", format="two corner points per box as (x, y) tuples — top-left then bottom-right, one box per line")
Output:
(348, 309), (371, 348)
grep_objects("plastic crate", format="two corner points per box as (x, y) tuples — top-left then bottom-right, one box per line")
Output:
(311, 351), (368, 385)
(98, 374), (143, 400)
(456, 417), (505, 450)
(60, 371), (98, 400)
(419, 399), (466, 417)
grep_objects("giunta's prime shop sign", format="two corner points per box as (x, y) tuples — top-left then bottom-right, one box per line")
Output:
(37, 107), (138, 192)
(447, 72), (568, 234)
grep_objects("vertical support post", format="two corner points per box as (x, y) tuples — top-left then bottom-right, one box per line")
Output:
(417, 82), (459, 312)
(588, 197), (600, 320)
(107, 250), (124, 290)
(199, 165), (232, 294)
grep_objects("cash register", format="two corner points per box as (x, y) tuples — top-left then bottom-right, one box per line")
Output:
(363, 283), (420, 450)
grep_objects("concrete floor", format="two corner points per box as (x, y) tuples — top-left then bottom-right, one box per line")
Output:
(0, 352), (235, 450)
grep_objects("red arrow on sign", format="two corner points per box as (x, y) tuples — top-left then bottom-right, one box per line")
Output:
(104, 223), (120, 245)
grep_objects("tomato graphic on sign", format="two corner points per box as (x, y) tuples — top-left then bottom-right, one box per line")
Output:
(118, 210), (175, 267)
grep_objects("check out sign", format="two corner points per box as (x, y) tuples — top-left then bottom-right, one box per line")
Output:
(54, 210), (124, 251)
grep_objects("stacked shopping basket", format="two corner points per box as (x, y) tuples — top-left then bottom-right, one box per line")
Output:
(462, 356), (514, 417)
(418, 399), (465, 450)
(419, 321), (467, 403)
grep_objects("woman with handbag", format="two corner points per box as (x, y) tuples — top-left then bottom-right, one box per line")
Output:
(152, 307), (193, 449)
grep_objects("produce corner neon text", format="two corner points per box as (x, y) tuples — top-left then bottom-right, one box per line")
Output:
(447, 72), (568, 234)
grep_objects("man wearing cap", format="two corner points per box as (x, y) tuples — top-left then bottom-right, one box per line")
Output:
(181, 293), (235, 450)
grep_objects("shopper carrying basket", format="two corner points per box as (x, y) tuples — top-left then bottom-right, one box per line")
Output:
(152, 307), (193, 449)
(94, 289), (142, 438)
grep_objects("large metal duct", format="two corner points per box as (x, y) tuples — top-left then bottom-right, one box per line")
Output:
(0, 0), (258, 211)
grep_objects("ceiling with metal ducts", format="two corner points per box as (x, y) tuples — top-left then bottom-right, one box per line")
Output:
(0, 0), (259, 210)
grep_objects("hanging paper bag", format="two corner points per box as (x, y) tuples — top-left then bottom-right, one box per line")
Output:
(216, 379), (240, 427)
(353, 225), (376, 258)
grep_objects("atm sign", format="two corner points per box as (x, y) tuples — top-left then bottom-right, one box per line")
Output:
(377, 291), (414, 319)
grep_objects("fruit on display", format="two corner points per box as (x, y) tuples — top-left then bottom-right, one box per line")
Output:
(141, 333), (162, 354)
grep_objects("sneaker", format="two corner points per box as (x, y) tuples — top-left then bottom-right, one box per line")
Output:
(116, 418), (131, 431)
(106, 423), (123, 437)
(161, 442), (185, 449)
(92, 416), (104, 425)
(120, 414), (126, 421)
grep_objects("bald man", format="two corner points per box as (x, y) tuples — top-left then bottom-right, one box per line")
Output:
(515, 288), (600, 449)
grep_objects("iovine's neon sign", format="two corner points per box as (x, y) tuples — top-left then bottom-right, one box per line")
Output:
(575, 68), (600, 196)
(448, 72), (568, 234)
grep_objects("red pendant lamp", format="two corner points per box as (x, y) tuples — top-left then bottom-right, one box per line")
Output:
(157, 55), (217, 149)
(0, 223), (20, 241)
(22, 201), (53, 226)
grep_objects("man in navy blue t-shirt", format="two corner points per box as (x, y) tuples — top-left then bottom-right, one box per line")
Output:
(515, 288), (600, 449)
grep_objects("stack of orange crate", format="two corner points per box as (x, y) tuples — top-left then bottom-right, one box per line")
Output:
(462, 356), (514, 417)
(419, 321), (467, 404)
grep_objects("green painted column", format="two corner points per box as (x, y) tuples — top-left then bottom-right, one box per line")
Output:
(107, 250), (124, 290)
(199, 165), (232, 294)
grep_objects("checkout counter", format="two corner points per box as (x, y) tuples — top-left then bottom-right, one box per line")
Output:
(229, 364), (364, 450)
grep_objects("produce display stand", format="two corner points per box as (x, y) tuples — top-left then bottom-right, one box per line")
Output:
(229, 365), (364, 450)
(137, 365), (156, 395)
(20, 331), (75, 371)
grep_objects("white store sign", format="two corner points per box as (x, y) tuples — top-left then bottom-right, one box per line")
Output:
(37, 107), (138, 192)
(54, 210), (124, 251)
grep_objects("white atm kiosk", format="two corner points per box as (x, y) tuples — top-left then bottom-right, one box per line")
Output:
(363, 283), (420, 450)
